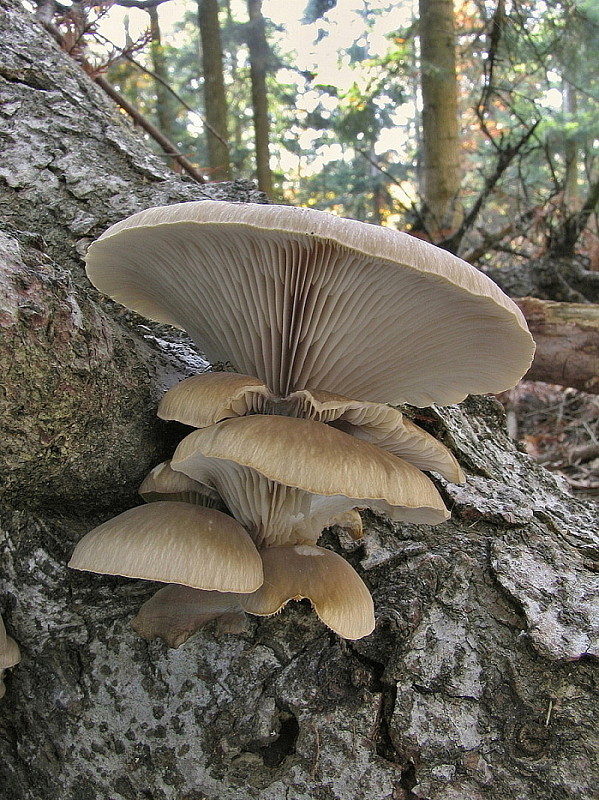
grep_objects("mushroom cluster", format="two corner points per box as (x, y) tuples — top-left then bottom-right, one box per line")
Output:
(69, 201), (535, 643)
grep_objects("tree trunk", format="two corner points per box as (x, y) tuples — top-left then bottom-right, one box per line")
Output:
(246, 0), (273, 197)
(147, 5), (179, 156)
(562, 78), (579, 209)
(516, 297), (599, 393)
(197, 0), (232, 180)
(1, 3), (598, 799)
(419, 0), (462, 239)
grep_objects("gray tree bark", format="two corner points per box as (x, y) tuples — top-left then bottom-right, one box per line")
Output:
(0, 3), (598, 799)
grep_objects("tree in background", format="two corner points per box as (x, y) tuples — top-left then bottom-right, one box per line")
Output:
(198, 0), (232, 179)
(418, 0), (462, 239)
(245, 0), (274, 195)
(147, 3), (180, 150)
(45, 0), (597, 267)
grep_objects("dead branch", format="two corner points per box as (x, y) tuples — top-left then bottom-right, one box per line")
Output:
(516, 297), (599, 393)
(35, 5), (206, 183)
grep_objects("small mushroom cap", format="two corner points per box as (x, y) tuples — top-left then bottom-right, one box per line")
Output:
(0, 617), (20, 670)
(159, 374), (464, 483)
(327, 508), (364, 540)
(239, 544), (375, 640)
(158, 372), (271, 427)
(0, 617), (20, 699)
(68, 502), (263, 593)
(139, 460), (225, 508)
(299, 388), (465, 483)
(171, 415), (448, 520)
(131, 585), (246, 647)
(86, 201), (535, 405)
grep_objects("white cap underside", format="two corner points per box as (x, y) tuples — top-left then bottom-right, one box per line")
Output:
(87, 202), (535, 406)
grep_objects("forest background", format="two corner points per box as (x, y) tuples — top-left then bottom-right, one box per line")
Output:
(50, 0), (599, 492)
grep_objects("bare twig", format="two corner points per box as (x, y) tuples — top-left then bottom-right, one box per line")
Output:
(94, 75), (207, 182)
(554, 175), (599, 257)
(441, 121), (540, 254)
(95, 32), (229, 148)
(355, 148), (412, 213)
(111, 0), (173, 8)
(35, 11), (207, 183)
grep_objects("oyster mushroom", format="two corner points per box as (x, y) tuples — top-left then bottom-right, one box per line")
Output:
(85, 200), (535, 405)
(69, 502), (263, 593)
(74, 201), (536, 644)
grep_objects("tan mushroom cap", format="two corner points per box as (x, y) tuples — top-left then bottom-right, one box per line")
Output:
(160, 373), (464, 483)
(69, 502), (263, 593)
(328, 409), (465, 484)
(131, 585), (246, 647)
(327, 508), (364, 540)
(0, 616), (20, 699)
(86, 201), (535, 406)
(171, 415), (449, 521)
(239, 544), (375, 640)
(158, 372), (271, 427)
(139, 460), (225, 508)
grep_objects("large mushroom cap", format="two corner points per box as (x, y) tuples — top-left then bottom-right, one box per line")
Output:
(86, 201), (535, 406)
(171, 415), (449, 527)
(69, 502), (263, 593)
(239, 544), (375, 640)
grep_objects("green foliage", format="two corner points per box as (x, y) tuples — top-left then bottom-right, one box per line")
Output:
(96, 0), (597, 257)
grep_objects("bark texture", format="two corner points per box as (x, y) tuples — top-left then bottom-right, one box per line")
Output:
(0, 1), (261, 279)
(0, 3), (598, 799)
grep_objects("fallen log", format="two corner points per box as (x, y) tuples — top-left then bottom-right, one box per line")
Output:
(516, 297), (599, 393)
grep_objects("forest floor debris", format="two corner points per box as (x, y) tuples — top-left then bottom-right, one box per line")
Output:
(499, 381), (599, 503)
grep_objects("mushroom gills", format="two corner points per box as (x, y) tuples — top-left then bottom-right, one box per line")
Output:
(86, 200), (535, 406)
